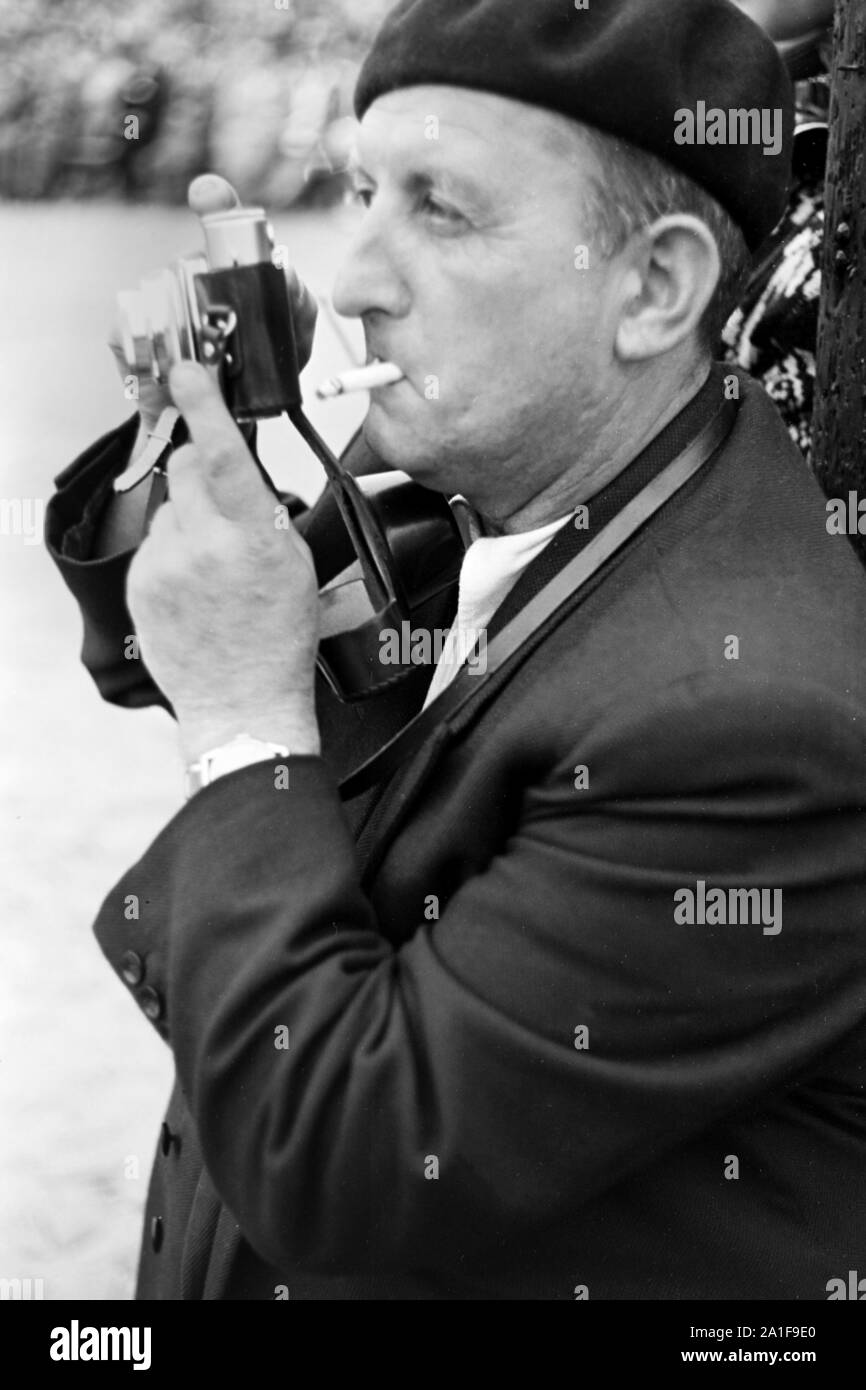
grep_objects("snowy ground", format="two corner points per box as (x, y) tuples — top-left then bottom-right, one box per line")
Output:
(0, 199), (365, 1299)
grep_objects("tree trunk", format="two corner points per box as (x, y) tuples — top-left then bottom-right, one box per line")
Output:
(812, 0), (866, 562)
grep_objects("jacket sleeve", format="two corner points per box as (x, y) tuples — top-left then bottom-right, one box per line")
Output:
(90, 669), (866, 1277)
(44, 414), (171, 710)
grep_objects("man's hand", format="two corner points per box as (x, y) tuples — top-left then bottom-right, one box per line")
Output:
(126, 360), (321, 765)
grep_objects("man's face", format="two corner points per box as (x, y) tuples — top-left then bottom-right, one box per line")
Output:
(332, 85), (623, 521)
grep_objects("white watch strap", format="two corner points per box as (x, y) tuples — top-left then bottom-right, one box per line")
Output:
(184, 734), (291, 799)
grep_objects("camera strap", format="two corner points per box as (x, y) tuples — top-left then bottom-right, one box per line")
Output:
(112, 406), (182, 493)
(338, 393), (739, 802)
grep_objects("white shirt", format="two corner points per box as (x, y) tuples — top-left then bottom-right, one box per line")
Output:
(422, 509), (572, 707)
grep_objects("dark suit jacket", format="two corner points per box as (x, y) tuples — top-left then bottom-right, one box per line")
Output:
(46, 369), (866, 1299)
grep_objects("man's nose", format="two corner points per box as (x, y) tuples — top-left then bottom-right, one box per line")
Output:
(332, 213), (410, 322)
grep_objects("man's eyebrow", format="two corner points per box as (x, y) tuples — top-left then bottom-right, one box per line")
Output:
(415, 167), (487, 204)
(349, 152), (489, 207)
(347, 135), (492, 195)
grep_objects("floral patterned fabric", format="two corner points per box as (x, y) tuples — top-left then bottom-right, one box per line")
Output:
(722, 73), (830, 466)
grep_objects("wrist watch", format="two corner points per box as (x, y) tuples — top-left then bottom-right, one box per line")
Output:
(184, 733), (291, 799)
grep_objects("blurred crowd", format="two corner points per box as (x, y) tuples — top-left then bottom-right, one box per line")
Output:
(0, 0), (392, 206)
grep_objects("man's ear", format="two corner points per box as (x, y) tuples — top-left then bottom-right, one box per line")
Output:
(614, 215), (720, 361)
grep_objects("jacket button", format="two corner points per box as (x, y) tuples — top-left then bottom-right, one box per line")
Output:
(139, 986), (163, 1021)
(160, 1122), (178, 1156)
(150, 1216), (163, 1253)
(120, 950), (145, 986)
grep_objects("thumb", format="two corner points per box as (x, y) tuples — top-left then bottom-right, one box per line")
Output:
(168, 361), (270, 524)
(187, 172), (241, 219)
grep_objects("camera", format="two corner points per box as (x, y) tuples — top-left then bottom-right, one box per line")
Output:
(116, 207), (302, 421)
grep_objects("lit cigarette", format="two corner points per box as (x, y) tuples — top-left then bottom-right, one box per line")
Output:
(316, 360), (405, 398)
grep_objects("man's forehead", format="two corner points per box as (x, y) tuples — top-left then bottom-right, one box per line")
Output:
(354, 84), (591, 174)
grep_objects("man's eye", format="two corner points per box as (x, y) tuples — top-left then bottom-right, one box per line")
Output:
(420, 192), (467, 227)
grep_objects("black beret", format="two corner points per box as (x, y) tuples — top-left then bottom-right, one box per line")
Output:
(355, 0), (794, 251)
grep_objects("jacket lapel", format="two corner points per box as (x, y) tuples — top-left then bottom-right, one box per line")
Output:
(354, 527), (622, 887)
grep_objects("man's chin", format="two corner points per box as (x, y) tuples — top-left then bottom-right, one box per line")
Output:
(361, 411), (439, 485)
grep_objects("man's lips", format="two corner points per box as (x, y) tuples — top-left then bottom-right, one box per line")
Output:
(365, 353), (410, 390)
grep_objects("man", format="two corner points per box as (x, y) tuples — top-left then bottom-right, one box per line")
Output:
(47, 0), (866, 1300)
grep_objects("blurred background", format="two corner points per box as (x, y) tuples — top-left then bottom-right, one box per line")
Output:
(0, 0), (394, 206)
(0, 0), (382, 1300)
